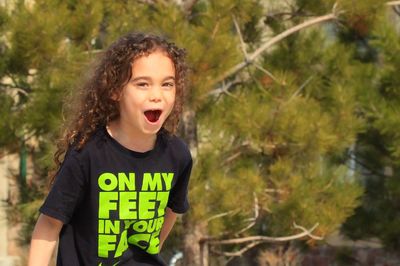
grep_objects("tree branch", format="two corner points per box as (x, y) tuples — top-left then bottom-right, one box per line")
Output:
(205, 209), (240, 223)
(235, 193), (259, 236)
(208, 222), (322, 245)
(232, 15), (249, 60)
(286, 76), (314, 104)
(138, 0), (157, 4)
(212, 13), (337, 85)
(293, 222), (323, 240)
(1, 83), (30, 96)
(253, 62), (280, 84)
(210, 240), (264, 257)
(207, 79), (242, 97)
(387, 1), (400, 6)
(393, 6), (400, 16)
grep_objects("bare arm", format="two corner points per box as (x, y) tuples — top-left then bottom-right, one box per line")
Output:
(28, 214), (63, 266)
(159, 207), (178, 250)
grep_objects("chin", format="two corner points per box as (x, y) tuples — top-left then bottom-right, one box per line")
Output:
(142, 127), (162, 135)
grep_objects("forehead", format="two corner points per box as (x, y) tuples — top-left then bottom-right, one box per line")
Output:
(131, 50), (175, 77)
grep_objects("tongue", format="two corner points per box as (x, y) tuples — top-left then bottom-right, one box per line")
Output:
(144, 110), (161, 123)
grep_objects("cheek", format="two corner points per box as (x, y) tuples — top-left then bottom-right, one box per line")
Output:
(123, 90), (144, 105)
(164, 94), (176, 116)
(169, 94), (176, 110)
(170, 89), (177, 103)
(171, 93), (176, 104)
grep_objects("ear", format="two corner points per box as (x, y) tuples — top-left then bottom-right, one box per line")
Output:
(111, 91), (121, 101)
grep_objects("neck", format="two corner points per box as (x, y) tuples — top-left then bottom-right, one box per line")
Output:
(107, 120), (157, 153)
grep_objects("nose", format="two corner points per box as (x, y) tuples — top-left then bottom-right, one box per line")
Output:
(149, 86), (162, 102)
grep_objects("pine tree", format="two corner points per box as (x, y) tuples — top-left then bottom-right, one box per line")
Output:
(0, 0), (106, 243)
(1, 1), (399, 265)
(342, 5), (400, 251)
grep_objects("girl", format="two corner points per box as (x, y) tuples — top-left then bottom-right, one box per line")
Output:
(28, 32), (192, 266)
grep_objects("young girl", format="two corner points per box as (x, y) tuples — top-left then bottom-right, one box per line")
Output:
(28, 32), (192, 266)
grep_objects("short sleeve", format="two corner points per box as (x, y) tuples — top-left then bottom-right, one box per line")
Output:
(167, 157), (193, 214)
(39, 151), (87, 224)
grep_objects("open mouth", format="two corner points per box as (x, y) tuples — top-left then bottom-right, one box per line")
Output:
(144, 110), (162, 123)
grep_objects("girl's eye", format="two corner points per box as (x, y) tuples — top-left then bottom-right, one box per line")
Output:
(163, 82), (175, 88)
(136, 82), (149, 88)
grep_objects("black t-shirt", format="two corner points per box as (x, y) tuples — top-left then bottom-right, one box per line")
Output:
(40, 127), (192, 266)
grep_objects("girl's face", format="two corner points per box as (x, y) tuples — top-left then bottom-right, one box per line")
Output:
(117, 50), (176, 136)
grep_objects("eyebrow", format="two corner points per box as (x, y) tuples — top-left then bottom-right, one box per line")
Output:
(131, 76), (175, 82)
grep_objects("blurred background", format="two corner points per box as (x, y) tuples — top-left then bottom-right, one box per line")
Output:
(1, 0), (400, 265)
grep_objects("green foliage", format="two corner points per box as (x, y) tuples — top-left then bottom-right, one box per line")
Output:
(295, 0), (336, 14)
(266, 159), (362, 237)
(339, 11), (400, 252)
(8, 2), (64, 73)
(0, 93), (17, 147)
(11, 198), (44, 245)
(1, 0), (400, 261)
(64, 0), (103, 45)
(198, 69), (363, 239)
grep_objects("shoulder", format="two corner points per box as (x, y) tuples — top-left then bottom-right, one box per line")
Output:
(158, 130), (192, 171)
(164, 134), (192, 161)
(67, 127), (107, 162)
(168, 135), (191, 154)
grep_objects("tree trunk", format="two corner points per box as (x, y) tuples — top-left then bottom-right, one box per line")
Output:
(182, 220), (205, 266)
(200, 238), (209, 266)
(179, 108), (207, 265)
(179, 108), (198, 158)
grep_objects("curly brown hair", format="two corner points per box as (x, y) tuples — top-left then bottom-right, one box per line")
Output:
(51, 32), (188, 184)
